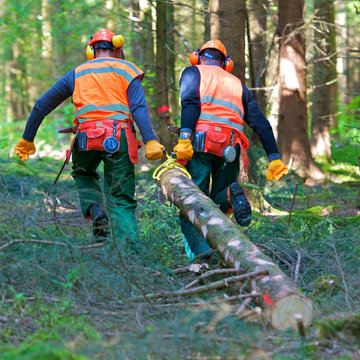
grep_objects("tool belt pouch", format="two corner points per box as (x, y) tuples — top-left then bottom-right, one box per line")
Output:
(77, 121), (120, 152)
(204, 131), (227, 157)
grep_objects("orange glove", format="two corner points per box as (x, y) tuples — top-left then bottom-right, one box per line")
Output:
(145, 140), (165, 160)
(14, 138), (36, 161)
(173, 139), (194, 161)
(266, 159), (289, 181)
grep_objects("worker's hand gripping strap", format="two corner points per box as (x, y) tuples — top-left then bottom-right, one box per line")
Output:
(152, 152), (192, 181)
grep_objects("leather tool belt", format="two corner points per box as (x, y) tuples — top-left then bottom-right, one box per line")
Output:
(193, 123), (244, 158)
(77, 119), (128, 152)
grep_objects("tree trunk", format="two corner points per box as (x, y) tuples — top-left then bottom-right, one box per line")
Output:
(156, 0), (174, 151)
(310, 0), (336, 163)
(157, 168), (313, 330)
(210, 0), (246, 81)
(167, 2), (178, 123)
(277, 0), (324, 184)
(247, 0), (268, 113)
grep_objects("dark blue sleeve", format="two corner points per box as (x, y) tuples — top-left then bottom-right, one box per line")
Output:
(179, 66), (201, 133)
(22, 69), (75, 142)
(127, 77), (156, 143)
(242, 84), (280, 161)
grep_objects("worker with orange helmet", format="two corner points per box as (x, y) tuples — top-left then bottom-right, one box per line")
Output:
(14, 29), (165, 246)
(173, 39), (288, 260)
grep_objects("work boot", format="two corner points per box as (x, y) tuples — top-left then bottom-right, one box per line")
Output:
(229, 182), (252, 226)
(87, 203), (110, 239)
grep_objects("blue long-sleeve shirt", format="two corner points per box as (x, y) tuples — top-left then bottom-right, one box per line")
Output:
(179, 65), (280, 161)
(23, 65), (157, 144)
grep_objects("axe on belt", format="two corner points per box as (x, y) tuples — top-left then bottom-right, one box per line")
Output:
(53, 126), (79, 186)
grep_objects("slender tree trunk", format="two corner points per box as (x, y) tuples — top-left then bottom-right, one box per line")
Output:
(247, 0), (268, 113)
(335, 0), (348, 110)
(310, 0), (336, 163)
(203, 0), (211, 41)
(130, 0), (141, 60)
(157, 168), (313, 330)
(155, 0), (173, 151)
(167, 2), (178, 123)
(277, 0), (323, 183)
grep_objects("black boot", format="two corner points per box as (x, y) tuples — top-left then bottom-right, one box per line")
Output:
(229, 183), (252, 226)
(87, 203), (109, 239)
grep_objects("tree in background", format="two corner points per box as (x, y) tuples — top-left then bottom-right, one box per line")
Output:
(155, 0), (173, 151)
(210, 0), (246, 80)
(310, 0), (337, 163)
(246, 0), (268, 113)
(277, 0), (323, 183)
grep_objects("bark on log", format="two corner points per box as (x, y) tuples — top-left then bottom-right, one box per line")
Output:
(157, 168), (313, 330)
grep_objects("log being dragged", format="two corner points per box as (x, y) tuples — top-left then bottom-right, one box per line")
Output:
(157, 168), (313, 330)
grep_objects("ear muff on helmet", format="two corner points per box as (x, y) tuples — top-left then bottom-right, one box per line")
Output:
(111, 34), (125, 48)
(86, 45), (95, 60)
(86, 31), (125, 60)
(189, 45), (234, 72)
(224, 56), (234, 72)
(189, 48), (200, 66)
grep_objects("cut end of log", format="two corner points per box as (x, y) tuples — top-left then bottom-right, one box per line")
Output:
(267, 294), (313, 330)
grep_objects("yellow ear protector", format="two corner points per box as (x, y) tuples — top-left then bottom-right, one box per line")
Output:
(189, 48), (234, 72)
(86, 34), (125, 60)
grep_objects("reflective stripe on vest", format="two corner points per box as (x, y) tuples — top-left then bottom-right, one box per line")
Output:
(198, 114), (244, 133)
(200, 96), (244, 120)
(196, 65), (245, 133)
(75, 104), (130, 119)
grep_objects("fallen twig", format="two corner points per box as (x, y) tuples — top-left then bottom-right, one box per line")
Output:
(132, 269), (269, 302)
(294, 250), (301, 286)
(145, 292), (262, 308)
(0, 239), (104, 251)
(288, 182), (299, 225)
(234, 297), (253, 316)
(184, 268), (244, 290)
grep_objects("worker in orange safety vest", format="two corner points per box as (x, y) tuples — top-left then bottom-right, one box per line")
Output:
(173, 40), (289, 260)
(14, 29), (165, 247)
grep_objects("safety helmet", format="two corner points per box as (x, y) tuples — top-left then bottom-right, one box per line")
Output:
(86, 29), (125, 60)
(189, 39), (234, 72)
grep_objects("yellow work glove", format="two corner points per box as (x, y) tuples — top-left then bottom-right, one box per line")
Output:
(266, 159), (289, 181)
(14, 138), (36, 161)
(173, 139), (194, 161)
(145, 140), (165, 160)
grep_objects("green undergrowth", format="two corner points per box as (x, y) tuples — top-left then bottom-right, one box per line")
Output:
(0, 151), (359, 359)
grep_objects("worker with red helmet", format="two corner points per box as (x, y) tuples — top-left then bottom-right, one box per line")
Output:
(14, 29), (165, 246)
(173, 39), (288, 260)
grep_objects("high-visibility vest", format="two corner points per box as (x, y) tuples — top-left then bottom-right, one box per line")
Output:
(195, 65), (249, 155)
(72, 58), (144, 163)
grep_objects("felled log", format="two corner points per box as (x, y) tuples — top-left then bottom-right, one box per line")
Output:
(156, 168), (313, 330)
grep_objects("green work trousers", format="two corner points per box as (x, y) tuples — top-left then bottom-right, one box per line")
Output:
(71, 129), (137, 247)
(180, 144), (241, 258)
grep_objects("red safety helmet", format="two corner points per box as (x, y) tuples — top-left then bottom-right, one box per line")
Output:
(189, 39), (233, 72)
(86, 29), (125, 60)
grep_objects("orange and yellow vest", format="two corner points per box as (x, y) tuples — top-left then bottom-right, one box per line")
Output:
(72, 58), (144, 163)
(195, 65), (249, 156)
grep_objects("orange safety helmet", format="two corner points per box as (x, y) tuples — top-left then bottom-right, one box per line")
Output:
(189, 39), (234, 72)
(86, 29), (125, 60)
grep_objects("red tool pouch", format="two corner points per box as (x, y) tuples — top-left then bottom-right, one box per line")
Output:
(78, 120), (122, 151)
(204, 131), (227, 157)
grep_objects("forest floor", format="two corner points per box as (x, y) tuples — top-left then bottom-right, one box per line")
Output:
(0, 143), (359, 360)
